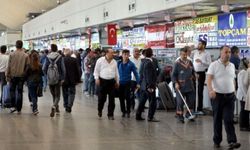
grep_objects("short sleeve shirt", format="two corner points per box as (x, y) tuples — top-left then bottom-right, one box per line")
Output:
(207, 59), (236, 93)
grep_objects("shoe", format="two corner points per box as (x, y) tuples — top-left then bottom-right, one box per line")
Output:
(228, 142), (241, 149)
(10, 108), (17, 113)
(33, 110), (39, 115)
(240, 127), (250, 131)
(194, 111), (205, 115)
(108, 116), (114, 120)
(122, 113), (126, 118)
(178, 115), (185, 123)
(148, 118), (160, 122)
(55, 106), (60, 115)
(136, 116), (145, 121)
(65, 107), (71, 113)
(50, 106), (55, 117)
(127, 113), (130, 118)
(98, 112), (102, 118)
(214, 143), (220, 148)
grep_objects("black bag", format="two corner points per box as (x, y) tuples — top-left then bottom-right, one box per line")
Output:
(37, 86), (43, 97)
(157, 82), (176, 111)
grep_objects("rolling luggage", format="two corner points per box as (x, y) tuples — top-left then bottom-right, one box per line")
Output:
(2, 84), (11, 108)
(157, 82), (176, 111)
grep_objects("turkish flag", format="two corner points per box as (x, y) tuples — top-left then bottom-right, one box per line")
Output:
(107, 24), (117, 45)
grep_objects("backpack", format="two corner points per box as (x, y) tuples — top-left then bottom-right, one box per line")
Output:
(47, 56), (61, 85)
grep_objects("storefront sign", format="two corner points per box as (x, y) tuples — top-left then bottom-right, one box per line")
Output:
(166, 23), (175, 48)
(247, 10), (250, 46)
(174, 19), (195, 48)
(193, 15), (218, 47)
(218, 12), (247, 47)
(145, 25), (167, 49)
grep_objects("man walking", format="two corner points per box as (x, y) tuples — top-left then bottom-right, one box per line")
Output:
(43, 44), (65, 117)
(94, 48), (119, 120)
(118, 49), (140, 118)
(207, 46), (241, 149)
(6, 40), (29, 113)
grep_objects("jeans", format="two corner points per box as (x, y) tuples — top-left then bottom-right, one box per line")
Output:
(136, 89), (157, 119)
(62, 84), (76, 109)
(211, 93), (237, 145)
(83, 73), (90, 92)
(0, 72), (7, 103)
(28, 81), (39, 112)
(49, 83), (61, 107)
(88, 74), (95, 95)
(119, 82), (131, 114)
(42, 75), (47, 90)
(9, 77), (25, 111)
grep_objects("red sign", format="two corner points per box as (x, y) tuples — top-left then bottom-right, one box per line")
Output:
(145, 24), (174, 48)
(107, 24), (117, 45)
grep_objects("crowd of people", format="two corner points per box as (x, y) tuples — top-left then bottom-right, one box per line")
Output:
(0, 39), (249, 149)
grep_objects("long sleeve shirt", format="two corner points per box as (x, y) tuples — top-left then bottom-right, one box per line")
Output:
(118, 60), (140, 85)
(94, 56), (119, 83)
(193, 50), (211, 72)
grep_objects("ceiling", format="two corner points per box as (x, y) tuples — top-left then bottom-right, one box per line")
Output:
(0, 0), (68, 31)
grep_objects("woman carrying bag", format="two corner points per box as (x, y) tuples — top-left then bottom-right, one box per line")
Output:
(27, 50), (43, 115)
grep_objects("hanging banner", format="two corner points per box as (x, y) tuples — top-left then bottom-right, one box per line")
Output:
(166, 23), (175, 48)
(107, 24), (117, 45)
(193, 15), (218, 47)
(218, 12), (247, 47)
(145, 25), (167, 49)
(174, 19), (195, 48)
(247, 10), (250, 46)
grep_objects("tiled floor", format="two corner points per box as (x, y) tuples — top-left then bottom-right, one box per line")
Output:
(0, 85), (249, 150)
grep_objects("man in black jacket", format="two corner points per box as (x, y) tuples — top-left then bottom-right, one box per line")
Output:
(136, 48), (159, 122)
(62, 49), (81, 113)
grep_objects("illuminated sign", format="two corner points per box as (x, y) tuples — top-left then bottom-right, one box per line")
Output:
(218, 12), (247, 47)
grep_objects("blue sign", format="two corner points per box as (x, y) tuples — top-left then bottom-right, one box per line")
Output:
(218, 12), (247, 47)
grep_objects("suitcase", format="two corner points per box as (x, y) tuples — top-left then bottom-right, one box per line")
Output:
(157, 82), (176, 111)
(2, 84), (11, 108)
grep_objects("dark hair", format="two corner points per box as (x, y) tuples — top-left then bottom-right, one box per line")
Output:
(0, 45), (7, 53)
(199, 39), (207, 47)
(44, 49), (49, 54)
(142, 49), (147, 55)
(78, 48), (83, 52)
(180, 47), (188, 53)
(51, 44), (58, 52)
(122, 49), (130, 54)
(86, 48), (91, 53)
(16, 40), (23, 49)
(220, 45), (230, 51)
(29, 50), (40, 71)
(231, 46), (239, 54)
(145, 48), (153, 57)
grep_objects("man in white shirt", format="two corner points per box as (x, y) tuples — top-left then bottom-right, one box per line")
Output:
(0, 45), (9, 104)
(207, 46), (240, 149)
(129, 48), (141, 110)
(94, 48), (119, 120)
(193, 40), (211, 114)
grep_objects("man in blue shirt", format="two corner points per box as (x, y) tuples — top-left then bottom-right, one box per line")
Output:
(118, 49), (140, 118)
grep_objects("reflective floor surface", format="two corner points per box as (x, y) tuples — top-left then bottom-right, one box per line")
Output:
(0, 85), (249, 150)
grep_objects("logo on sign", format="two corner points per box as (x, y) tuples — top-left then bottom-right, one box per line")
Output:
(229, 14), (234, 29)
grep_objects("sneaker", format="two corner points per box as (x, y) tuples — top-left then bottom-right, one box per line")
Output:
(50, 106), (55, 117)
(214, 143), (220, 148)
(148, 118), (160, 122)
(195, 111), (205, 115)
(33, 110), (39, 115)
(228, 142), (241, 149)
(55, 106), (60, 115)
(122, 113), (126, 118)
(136, 116), (145, 121)
(178, 115), (185, 123)
(10, 108), (17, 113)
(98, 111), (102, 118)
